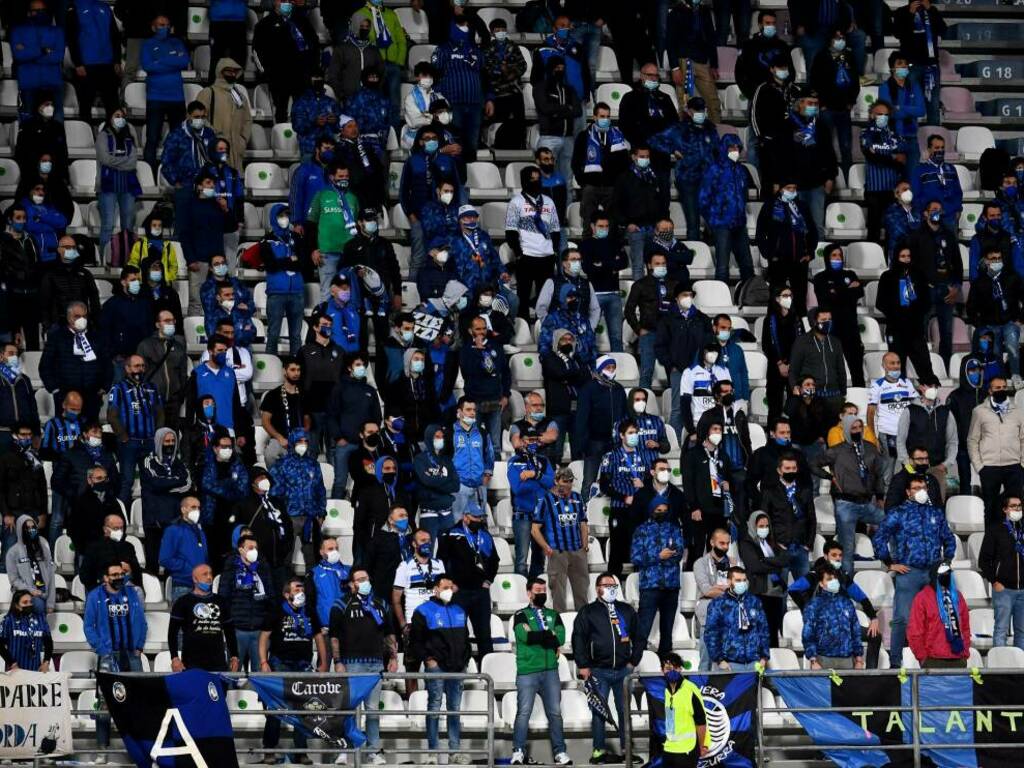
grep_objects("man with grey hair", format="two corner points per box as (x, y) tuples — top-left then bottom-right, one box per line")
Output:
(40, 300), (111, 421)
(532, 465), (589, 611)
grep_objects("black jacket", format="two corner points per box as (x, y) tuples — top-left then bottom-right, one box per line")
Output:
(13, 116), (69, 185)
(330, 593), (396, 661)
(736, 34), (793, 99)
(39, 264), (101, 329)
(252, 10), (321, 83)
(789, 0), (854, 37)
(756, 198), (819, 265)
(219, 554), (274, 631)
(0, 449), (47, 518)
(52, 443), (120, 499)
(533, 77), (582, 138)
(967, 270), (1023, 328)
(697, 405), (753, 467)
(682, 445), (734, 516)
(760, 308), (803, 365)
(778, 115), (838, 190)
(738, 535), (788, 597)
(811, 268), (864, 339)
(883, 467), (943, 511)
(980, 520), (1024, 591)
(618, 85), (677, 150)
(908, 224), (963, 288)
(655, 307), (713, 373)
(541, 348), (591, 418)
(67, 489), (123, 555)
(297, 339), (346, 413)
(612, 167), (667, 229)
(327, 375), (383, 444)
(360, 527), (408, 596)
(409, 596), (471, 671)
(241, 495), (295, 571)
(948, 355), (987, 452)
(877, 266), (932, 328)
(80, 538), (142, 590)
(571, 599), (644, 670)
(751, 80), (799, 143)
(760, 477), (816, 548)
(0, 232), (40, 294)
(341, 234), (403, 298)
(783, 394), (833, 445)
(572, 127), (631, 188)
(625, 277), (678, 334)
(787, 332), (847, 395)
(809, 49), (860, 111)
(746, 443), (811, 509)
(438, 526), (500, 591)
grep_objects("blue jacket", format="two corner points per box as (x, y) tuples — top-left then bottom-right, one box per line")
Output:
(269, 429), (327, 520)
(883, 202), (920, 262)
(598, 446), (652, 511)
(421, 199), (461, 249)
(698, 134), (747, 229)
(801, 590), (863, 660)
(534, 38), (587, 102)
(994, 191), (1024, 237)
(160, 123), (217, 187)
(459, 339), (511, 403)
(204, 303), (257, 349)
(101, 292), (154, 358)
(416, 259), (456, 302)
(703, 591), (771, 664)
(141, 34), (189, 103)
(201, 277), (252, 323)
(261, 203), (305, 295)
(968, 224), (1024, 280)
(289, 159), (330, 221)
(507, 450), (555, 518)
(68, 0), (118, 66)
(859, 125), (907, 193)
(23, 200), (67, 263)
(573, 376), (627, 458)
(317, 295), (362, 354)
(630, 517), (685, 590)
(539, 309), (596, 367)
(872, 500), (957, 569)
(159, 519), (209, 586)
(291, 91), (344, 157)
(400, 150), (459, 218)
(209, 0), (249, 22)
(307, 560), (351, 629)
(452, 229), (503, 295)
(414, 422), (461, 511)
(179, 196), (229, 265)
(11, 19), (65, 90)
(345, 88), (392, 144)
(451, 421), (494, 487)
(650, 118), (720, 187)
(0, 371), (40, 432)
(717, 336), (751, 401)
(878, 78), (926, 139)
(912, 159), (963, 229)
(200, 450), (249, 524)
(431, 37), (484, 105)
(84, 585), (147, 656)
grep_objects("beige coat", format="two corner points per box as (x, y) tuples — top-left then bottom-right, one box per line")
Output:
(967, 399), (1024, 470)
(197, 57), (252, 171)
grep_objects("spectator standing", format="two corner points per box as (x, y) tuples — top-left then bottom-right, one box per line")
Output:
(159, 498), (208, 602)
(532, 466), (589, 612)
(600, 420), (654, 576)
(208, 0), (248, 72)
(67, 0), (122, 119)
(617, 66), (678, 211)
(680, 344), (732, 444)
(438, 504), (499, 660)
(352, 0), (410, 129)
(95, 108), (142, 256)
(907, 200), (962, 369)
(861, 101), (908, 242)
(878, 52), (925, 176)
(219, 534), (272, 672)
(0, 208), (42, 350)
(505, 166), (561, 318)
(431, 26), (485, 162)
(197, 59), (252, 172)
(737, 511), (787, 647)
(867, 352), (919, 482)
(693, 528), (739, 670)
(449, 398), (494, 521)
(736, 12), (793, 100)
(812, 245), (866, 388)
(907, 562), (971, 668)
(751, 55), (800, 196)
(161, 101), (216, 250)
(534, 56), (584, 188)
(787, 309), (847, 411)
(572, 103), (630, 234)
(877, 244), (934, 382)
(541, 329), (591, 460)
(139, 428), (191, 573)
(327, 18), (384, 103)
(580, 214), (629, 353)
(809, 31), (859, 174)
(140, 16), (189, 169)
(682, 421), (735, 568)
(4, 516), (54, 615)
(306, 164), (361, 302)
(613, 146), (669, 277)
(892, 0), (945, 126)
(757, 184), (819, 316)
(702, 566), (770, 671)
(199, 432), (249, 567)
(259, 205), (306, 357)
(303, 537), (351, 637)
(630, 499), (684, 656)
(0, 589), (52, 671)
(656, 284), (714, 438)
(269, 430), (326, 567)
(10, 2), (65, 121)
(913, 135), (963, 232)
(980, 495), (1024, 651)
(0, 423), (46, 535)
(573, 356), (628, 494)
(968, 376), (1024, 524)
(666, 0), (722, 123)
(508, 437), (556, 578)
(802, 567), (866, 669)
(169, 563), (240, 672)
(761, 288), (801, 421)
(401, 129), (460, 281)
(39, 302), (109, 422)
(252, 0), (321, 123)
(107, 354), (163, 503)
(699, 135), (754, 283)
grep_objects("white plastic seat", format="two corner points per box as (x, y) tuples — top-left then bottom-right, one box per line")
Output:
(692, 280), (737, 313)
(594, 83), (630, 118)
(769, 647), (800, 670)
(466, 161), (506, 200)
(954, 568), (989, 608)
(271, 123), (299, 159)
(955, 126), (995, 161)
(510, 352), (544, 388)
(60, 650), (98, 690)
(490, 574), (528, 609)
(252, 354), (284, 390)
(481, 201), (509, 233)
(47, 612), (86, 646)
(480, 652), (517, 691)
(986, 646), (1024, 669)
(853, 570), (895, 608)
(844, 242), (886, 278)
(782, 609), (804, 650)
(946, 495), (985, 534)
(227, 689), (264, 730)
(826, 203), (867, 237)
(854, 86), (879, 119)
(244, 163), (288, 196)
(322, 498), (355, 536)
(143, 612), (171, 652)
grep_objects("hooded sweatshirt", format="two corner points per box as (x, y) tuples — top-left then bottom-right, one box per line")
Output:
(698, 134), (748, 229)
(196, 58), (252, 170)
(948, 356), (987, 455)
(4, 515), (55, 611)
(261, 203), (304, 295)
(413, 422), (461, 512)
(967, 387), (1024, 470)
(268, 428), (327, 521)
(812, 415), (886, 502)
(140, 427), (192, 528)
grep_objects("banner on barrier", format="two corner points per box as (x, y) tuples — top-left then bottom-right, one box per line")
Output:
(0, 669), (73, 758)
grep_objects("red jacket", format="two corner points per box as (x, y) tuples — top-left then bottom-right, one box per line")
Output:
(907, 585), (971, 662)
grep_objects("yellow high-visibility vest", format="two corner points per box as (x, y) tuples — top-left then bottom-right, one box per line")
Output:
(663, 679), (705, 754)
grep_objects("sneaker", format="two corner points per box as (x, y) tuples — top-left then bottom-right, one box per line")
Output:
(297, 757), (314, 766)
(590, 750), (607, 765)
(334, 755), (348, 765)
(367, 753), (386, 766)
(554, 753), (573, 766)
(93, 756), (108, 766)
(510, 750), (525, 766)
(260, 755), (278, 766)
(420, 758), (437, 766)
(451, 754), (472, 765)
(859, 74), (876, 85)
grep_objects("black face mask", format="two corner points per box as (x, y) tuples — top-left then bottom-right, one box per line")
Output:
(358, 27), (370, 40)
(109, 577), (125, 591)
(652, 512), (667, 522)
(532, 593), (547, 607)
(524, 181), (542, 196)
(162, 445), (176, 460)
(993, 391), (1009, 403)
(781, 471), (799, 483)
(467, 519), (483, 532)
(850, 432), (863, 443)
(914, 463), (930, 474)
(365, 434), (381, 448)
(558, 343), (573, 355)
(539, 163), (555, 173)
(937, 571), (952, 588)
(720, 393), (735, 407)
(381, 471), (397, 485)
(714, 550), (730, 564)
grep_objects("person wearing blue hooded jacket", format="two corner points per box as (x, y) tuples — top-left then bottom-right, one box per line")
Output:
(291, 80), (344, 162)
(801, 567), (866, 669)
(459, 315), (511, 441)
(304, 536), (352, 634)
(450, 397), (495, 523)
(67, 0), (122, 127)
(508, 437), (556, 579)
(270, 429), (327, 568)
(400, 126), (460, 280)
(159, 496), (210, 602)
(431, 25), (486, 162)
(260, 203), (306, 357)
(21, 185), (67, 264)
(200, 430), (250, 568)
(420, 179), (461, 251)
(539, 284), (598, 368)
(631, 497), (685, 656)
(699, 134), (754, 282)
(414, 423), (461, 539)
(141, 16), (190, 169)
(289, 138), (334, 229)
(11, 3), (66, 121)
(702, 566), (770, 671)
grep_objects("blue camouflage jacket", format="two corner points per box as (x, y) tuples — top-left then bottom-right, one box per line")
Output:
(508, 450), (556, 518)
(872, 500), (957, 569)
(703, 591), (770, 664)
(452, 229), (503, 295)
(346, 88), (392, 146)
(291, 91), (344, 157)
(199, 450), (249, 524)
(539, 310), (596, 367)
(698, 135), (747, 229)
(649, 118), (720, 186)
(200, 277), (253, 328)
(883, 202), (920, 263)
(421, 198), (461, 248)
(204, 303), (257, 349)
(802, 590), (863, 660)
(160, 123), (217, 187)
(630, 517), (685, 589)
(269, 429), (327, 520)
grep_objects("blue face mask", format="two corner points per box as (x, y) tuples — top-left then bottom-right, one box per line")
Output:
(10, 221), (25, 232)
(197, 581), (213, 593)
(394, 518), (409, 532)
(203, 404), (215, 419)
(980, 339), (991, 352)
(625, 432), (640, 448)
(874, 114), (889, 129)
(16, 437), (32, 449)
(596, 117), (611, 131)
(894, 66), (910, 79)
(1005, 186), (1018, 199)
(664, 669), (683, 684)
(213, 352), (227, 366)
(594, 227), (609, 239)
(692, 112), (707, 125)
(928, 210), (943, 223)
(424, 139), (439, 154)
(781, 189), (798, 202)
(154, 27), (169, 39)
(762, 25), (777, 38)
(774, 437), (791, 446)
(411, 359), (425, 373)
(417, 542), (433, 557)
(320, 149), (334, 163)
(829, 258), (843, 271)
(531, 410), (545, 420)
(555, 27), (570, 40)
(803, 105), (819, 118)
(967, 369), (982, 387)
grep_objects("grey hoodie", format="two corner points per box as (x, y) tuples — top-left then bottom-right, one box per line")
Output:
(812, 415), (886, 501)
(4, 514), (55, 611)
(428, 279), (469, 314)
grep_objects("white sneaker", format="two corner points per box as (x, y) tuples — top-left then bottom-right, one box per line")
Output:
(450, 754), (472, 765)
(93, 756), (108, 766)
(421, 758), (438, 765)
(510, 750), (525, 765)
(554, 753), (573, 766)
(367, 753), (386, 766)
(334, 754), (348, 765)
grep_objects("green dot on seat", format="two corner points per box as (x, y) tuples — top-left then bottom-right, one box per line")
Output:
(256, 360), (266, 370)
(197, 325), (205, 336)
(673, 467), (681, 476)
(596, 325), (605, 334)
(524, 357), (534, 367)
(0, 168), (6, 176)
(284, 129), (293, 138)
(239, 699), (248, 710)
(193, 14), (201, 23)
(59, 624), (68, 633)
(682, 660), (692, 670)
(259, 171), (268, 180)
(502, 580), (511, 590)
(329, 508), (339, 518)
(611, 91), (620, 100)
(69, 542), (75, 551)
(968, 214), (976, 222)
(838, 214), (847, 223)
(866, 94), (875, 103)
(602, 507), (611, 517)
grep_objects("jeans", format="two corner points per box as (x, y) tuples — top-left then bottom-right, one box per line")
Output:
(117, 438), (152, 504)
(627, 227), (651, 279)
(317, 251), (341, 303)
(537, 135), (573, 189)
(591, 666), (630, 751)
(574, 22), (603, 87)
(426, 668), (463, 750)
(513, 669), (567, 754)
(47, 491), (66, 546)
(993, 587), (1024, 650)
(712, 226), (754, 281)
(513, 516), (544, 578)
(452, 103), (482, 162)
(821, 109), (853, 173)
(98, 191), (137, 254)
(478, 407), (502, 452)
(453, 483), (485, 524)
(262, 658), (313, 756)
(551, 414), (571, 465)
(713, 0), (751, 44)
(409, 219), (426, 280)
(638, 332), (658, 388)
(781, 542), (810, 587)
(678, 183), (701, 241)
(97, 651), (143, 747)
(928, 283), (954, 364)
(235, 628), (261, 672)
(345, 660), (384, 749)
(331, 441), (359, 498)
(669, 369), (684, 439)
(596, 292), (624, 353)
(891, 566), (932, 664)
(798, 33), (829, 77)
(266, 292), (305, 356)
(383, 62), (404, 129)
(145, 101), (185, 168)
(170, 583), (192, 603)
(637, 588), (680, 655)
(798, 187), (826, 239)
(846, 28), (867, 80)
(834, 499), (884, 576)
(990, 322), (1022, 378)
(419, 508), (456, 542)
(907, 64), (942, 127)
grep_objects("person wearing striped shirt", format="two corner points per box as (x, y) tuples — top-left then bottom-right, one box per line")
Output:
(679, 344), (732, 444)
(599, 419), (653, 578)
(107, 354), (164, 504)
(867, 351), (920, 484)
(0, 590), (52, 671)
(860, 100), (908, 243)
(40, 391), (83, 545)
(532, 466), (589, 613)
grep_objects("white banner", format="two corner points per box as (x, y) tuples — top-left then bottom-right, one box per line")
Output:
(0, 670), (74, 757)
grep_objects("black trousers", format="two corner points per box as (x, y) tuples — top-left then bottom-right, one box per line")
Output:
(980, 465), (1024, 525)
(888, 325), (934, 382)
(6, 291), (40, 350)
(454, 587), (493, 660)
(661, 752), (699, 768)
(762, 594), (784, 648)
(607, 512), (637, 579)
(489, 93), (526, 150)
(143, 525), (164, 575)
(210, 22), (248, 83)
(835, 328), (866, 387)
(865, 190), (891, 246)
(74, 64), (120, 118)
(685, 508), (726, 570)
(516, 254), (555, 320)
(766, 363), (788, 424)
(269, 77), (308, 124)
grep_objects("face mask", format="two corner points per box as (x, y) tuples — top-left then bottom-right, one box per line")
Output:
(594, 227), (609, 239)
(850, 431), (863, 443)
(438, 191), (455, 206)
(363, 220), (379, 235)
(872, 114), (890, 130)
(567, 260), (582, 276)
(244, 548), (259, 564)
(16, 437), (31, 449)
(824, 578), (841, 594)
(495, 30), (508, 41)
(988, 218), (1003, 231)
(774, 437), (790, 446)
(692, 111), (707, 125)
(409, 358), (426, 374)
(87, 436), (102, 448)
(41, 105), (55, 118)
(781, 189), (798, 202)
(10, 220), (25, 233)
(439, 588), (454, 604)
(929, 209), (943, 222)
(937, 570), (952, 588)
(705, 351), (719, 366)
(479, 294), (494, 309)
(435, 250), (450, 264)
(109, 577), (125, 590)
(294, 443), (308, 457)
(334, 178), (350, 191)
(108, 528), (124, 543)
(555, 28), (570, 40)
(601, 585), (619, 603)
(733, 581), (749, 595)
(828, 558), (843, 570)
(558, 343), (573, 355)
(803, 105), (819, 118)
(357, 580), (372, 596)
(828, 256), (845, 270)
(201, 187), (217, 199)
(191, 117), (207, 132)
(456, 296), (468, 310)
(6, 355), (20, 371)
(643, 78), (659, 91)
(437, 112), (453, 126)
(424, 139), (440, 154)
(816, 320), (832, 335)
(154, 26), (170, 38)
(149, 268), (166, 283)
(335, 289), (351, 304)
(656, 469), (671, 484)
(899, 189), (914, 205)
(352, 365), (367, 379)
(326, 549), (342, 564)
(832, 38), (846, 51)
(980, 339), (992, 353)
(774, 68), (789, 81)
(894, 66), (910, 79)
(257, 478), (271, 493)
(779, 296), (793, 309)
(625, 432), (640, 448)
(197, 581), (213, 593)
(202, 404), (215, 419)
(664, 669), (683, 684)
(112, 117), (127, 131)
(885, 369), (900, 381)
(763, 24), (776, 37)
(756, 527), (770, 539)
(432, 437), (445, 452)
(317, 324), (331, 338)
(187, 509), (201, 524)
(708, 432), (722, 446)
(127, 280), (141, 295)
(220, 299), (235, 313)
(652, 265), (668, 279)
(39, 161), (52, 174)
(716, 329), (731, 343)
(636, 157), (651, 169)
(993, 391), (1009, 404)
(678, 296), (693, 311)
(280, 1), (293, 14)
(931, 151), (945, 164)
(217, 447), (233, 461)
(596, 117), (611, 131)
(291, 591), (306, 607)
(601, 368), (616, 380)
(212, 263), (229, 278)
(633, 400), (647, 414)
(781, 471), (799, 483)
(1010, 509), (1023, 523)
(924, 387), (938, 401)
(728, 150), (741, 162)
(528, 592), (548, 609)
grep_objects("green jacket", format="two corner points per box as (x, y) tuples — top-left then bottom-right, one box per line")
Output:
(307, 187), (360, 254)
(353, 5), (408, 68)
(513, 605), (565, 675)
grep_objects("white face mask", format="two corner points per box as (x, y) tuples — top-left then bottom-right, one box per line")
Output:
(109, 529), (124, 542)
(632, 400), (646, 414)
(31, 194), (44, 206)
(41, 105), (55, 119)
(277, 216), (290, 229)
(326, 549), (342, 564)
(708, 432), (723, 446)
(600, 585), (619, 603)
(217, 447), (233, 461)
(438, 111), (453, 125)
(727, 150), (741, 162)
(678, 296), (693, 311)
(73, 317), (88, 332)
(439, 191), (454, 205)
(756, 527), (770, 539)
(257, 478), (271, 492)
(1010, 509), (1023, 523)
(294, 443), (308, 456)
(86, 436), (102, 448)
(419, 77), (434, 90)
(186, 509), (201, 524)
(656, 469), (671, 484)
(433, 438), (445, 452)
(221, 299), (235, 312)
(439, 588), (454, 603)
(900, 189), (913, 205)
(291, 591), (306, 607)
(435, 250), (450, 264)
(913, 489), (929, 504)
(779, 296), (793, 309)
(162, 323), (176, 337)
(244, 548), (259, 563)
(924, 387), (938, 401)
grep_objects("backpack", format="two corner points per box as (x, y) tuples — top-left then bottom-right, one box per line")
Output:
(733, 276), (771, 308)
(107, 229), (137, 268)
